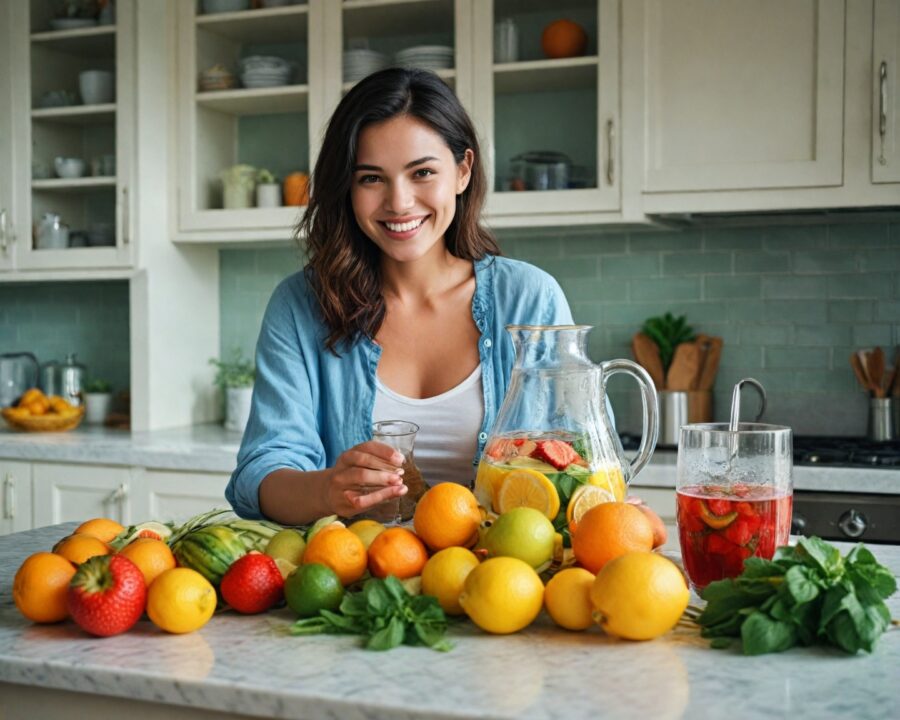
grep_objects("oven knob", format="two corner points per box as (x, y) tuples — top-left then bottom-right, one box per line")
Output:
(838, 509), (867, 538)
(791, 515), (807, 534)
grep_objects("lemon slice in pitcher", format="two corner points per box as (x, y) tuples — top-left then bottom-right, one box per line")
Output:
(587, 465), (626, 502)
(496, 469), (560, 519)
(566, 484), (616, 532)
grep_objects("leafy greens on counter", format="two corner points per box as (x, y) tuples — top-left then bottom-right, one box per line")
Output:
(695, 536), (897, 655)
(290, 576), (452, 652)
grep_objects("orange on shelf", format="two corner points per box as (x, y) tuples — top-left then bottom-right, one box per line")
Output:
(283, 172), (309, 206)
(541, 19), (588, 59)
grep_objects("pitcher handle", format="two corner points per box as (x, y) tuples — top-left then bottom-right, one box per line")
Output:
(599, 358), (659, 479)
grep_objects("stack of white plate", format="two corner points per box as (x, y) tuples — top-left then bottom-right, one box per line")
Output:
(342, 49), (390, 82)
(394, 45), (454, 71)
(239, 56), (293, 88)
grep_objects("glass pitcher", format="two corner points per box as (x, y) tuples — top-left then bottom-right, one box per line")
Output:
(474, 325), (658, 531)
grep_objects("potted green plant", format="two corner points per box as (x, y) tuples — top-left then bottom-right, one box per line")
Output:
(210, 349), (255, 432)
(83, 378), (113, 425)
(255, 168), (282, 208)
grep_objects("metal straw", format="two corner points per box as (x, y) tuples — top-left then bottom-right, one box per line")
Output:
(727, 378), (767, 461)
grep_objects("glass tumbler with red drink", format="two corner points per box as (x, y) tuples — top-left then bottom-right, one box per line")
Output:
(676, 410), (793, 592)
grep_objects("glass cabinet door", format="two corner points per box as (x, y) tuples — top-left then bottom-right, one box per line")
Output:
(471, 0), (620, 224)
(176, 0), (316, 239)
(12, 0), (135, 270)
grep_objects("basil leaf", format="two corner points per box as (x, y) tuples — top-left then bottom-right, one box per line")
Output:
(383, 575), (410, 605)
(741, 611), (797, 655)
(796, 536), (843, 578)
(368, 615), (406, 651)
(741, 557), (783, 578)
(709, 637), (734, 650)
(785, 565), (821, 604)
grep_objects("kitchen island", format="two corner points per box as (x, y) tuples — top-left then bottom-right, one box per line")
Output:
(1, 524), (898, 720)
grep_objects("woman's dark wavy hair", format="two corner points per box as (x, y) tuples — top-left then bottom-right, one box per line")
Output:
(297, 67), (500, 354)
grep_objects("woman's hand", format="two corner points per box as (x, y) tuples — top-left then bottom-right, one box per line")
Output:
(324, 440), (407, 517)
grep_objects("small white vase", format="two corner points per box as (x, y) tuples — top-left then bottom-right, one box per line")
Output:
(225, 386), (253, 433)
(256, 183), (282, 208)
(84, 393), (112, 424)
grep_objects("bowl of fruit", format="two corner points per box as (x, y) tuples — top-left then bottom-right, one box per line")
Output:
(2, 388), (84, 432)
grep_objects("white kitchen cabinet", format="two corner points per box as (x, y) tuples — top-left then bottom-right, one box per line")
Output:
(629, 485), (677, 552)
(0, 2), (16, 273)
(872, 0), (900, 183)
(174, 0), (323, 242)
(638, 0), (845, 195)
(0, 461), (33, 536)
(140, 469), (230, 525)
(472, 0), (625, 226)
(3, 0), (136, 272)
(31, 461), (132, 528)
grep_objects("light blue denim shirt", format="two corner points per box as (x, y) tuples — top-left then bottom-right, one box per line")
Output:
(226, 255), (574, 519)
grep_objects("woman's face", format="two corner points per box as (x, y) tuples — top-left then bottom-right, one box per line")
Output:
(350, 114), (473, 264)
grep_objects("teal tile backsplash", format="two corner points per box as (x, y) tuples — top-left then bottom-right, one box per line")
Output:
(219, 221), (900, 437)
(0, 281), (130, 394)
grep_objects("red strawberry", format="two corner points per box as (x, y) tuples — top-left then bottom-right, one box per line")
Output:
(531, 440), (580, 470)
(220, 552), (284, 614)
(706, 498), (733, 516)
(67, 555), (147, 637)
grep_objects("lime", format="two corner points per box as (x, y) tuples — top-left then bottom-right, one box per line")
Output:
(284, 563), (345, 618)
(482, 507), (555, 569)
(265, 529), (307, 565)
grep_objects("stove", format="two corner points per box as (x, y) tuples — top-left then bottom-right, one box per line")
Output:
(794, 437), (900, 468)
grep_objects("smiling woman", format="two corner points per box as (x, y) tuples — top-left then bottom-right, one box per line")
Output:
(225, 68), (574, 525)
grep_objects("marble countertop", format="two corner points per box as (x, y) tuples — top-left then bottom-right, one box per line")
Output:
(1, 424), (898, 495)
(0, 423), (242, 473)
(1, 524), (898, 720)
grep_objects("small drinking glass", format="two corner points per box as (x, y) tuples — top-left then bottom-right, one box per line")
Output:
(675, 422), (793, 592)
(367, 420), (426, 524)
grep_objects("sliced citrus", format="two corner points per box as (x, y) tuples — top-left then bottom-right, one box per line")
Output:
(587, 465), (626, 502)
(496, 468), (560, 519)
(474, 461), (511, 511)
(566, 484), (616, 531)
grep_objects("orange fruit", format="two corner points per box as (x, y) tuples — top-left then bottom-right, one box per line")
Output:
(571, 502), (653, 574)
(13, 552), (77, 623)
(367, 527), (429, 580)
(118, 538), (177, 586)
(302, 526), (367, 586)
(413, 483), (481, 551)
(53, 534), (111, 566)
(541, 19), (588, 59)
(74, 517), (126, 543)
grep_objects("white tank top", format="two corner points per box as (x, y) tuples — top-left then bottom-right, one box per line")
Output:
(373, 365), (484, 488)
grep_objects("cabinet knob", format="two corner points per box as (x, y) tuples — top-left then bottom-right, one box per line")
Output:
(3, 474), (16, 520)
(0, 209), (8, 254)
(605, 119), (616, 185)
(878, 61), (888, 166)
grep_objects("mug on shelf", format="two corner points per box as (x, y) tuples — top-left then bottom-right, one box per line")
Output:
(79, 70), (115, 105)
(54, 157), (85, 179)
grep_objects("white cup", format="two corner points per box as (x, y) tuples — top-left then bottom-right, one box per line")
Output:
(79, 70), (115, 105)
(54, 157), (85, 179)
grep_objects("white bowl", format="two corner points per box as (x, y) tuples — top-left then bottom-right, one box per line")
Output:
(79, 70), (115, 105)
(49, 18), (97, 31)
(54, 157), (86, 179)
(202, 0), (250, 14)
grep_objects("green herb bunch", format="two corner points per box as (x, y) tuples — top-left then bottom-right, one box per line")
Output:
(641, 312), (694, 372)
(209, 348), (255, 389)
(84, 379), (111, 393)
(694, 537), (897, 655)
(291, 576), (453, 652)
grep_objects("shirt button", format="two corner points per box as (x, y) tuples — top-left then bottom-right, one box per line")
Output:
(483, 338), (492, 348)
(478, 432), (487, 441)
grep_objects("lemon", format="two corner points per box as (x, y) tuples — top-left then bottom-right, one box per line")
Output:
(347, 519), (386, 549)
(482, 507), (555, 569)
(147, 568), (216, 634)
(590, 551), (689, 641)
(458, 557), (544, 634)
(474, 461), (510, 511)
(544, 567), (595, 630)
(566, 484), (616, 530)
(421, 547), (480, 615)
(588, 465), (626, 502)
(496, 468), (560, 519)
